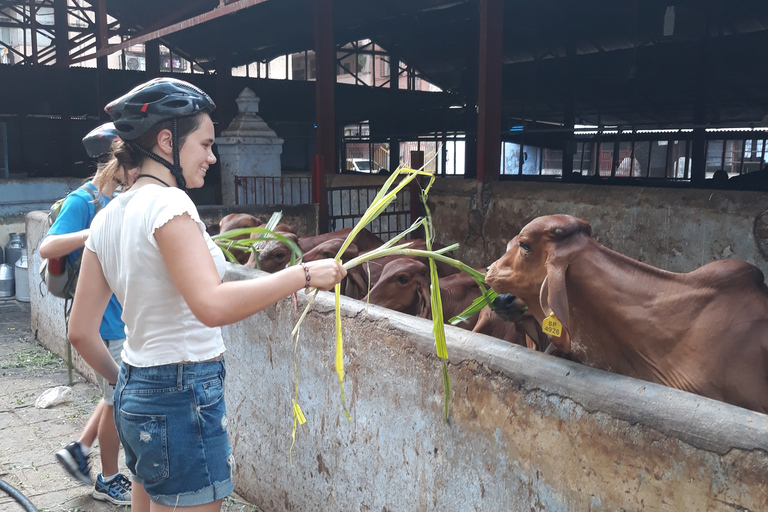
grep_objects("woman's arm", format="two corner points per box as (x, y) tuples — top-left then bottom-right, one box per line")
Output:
(67, 248), (120, 384)
(39, 230), (90, 259)
(155, 213), (347, 327)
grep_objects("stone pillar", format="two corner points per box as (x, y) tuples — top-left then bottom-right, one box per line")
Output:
(216, 88), (284, 206)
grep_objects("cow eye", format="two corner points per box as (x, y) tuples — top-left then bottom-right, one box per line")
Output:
(396, 275), (408, 285)
(519, 241), (531, 253)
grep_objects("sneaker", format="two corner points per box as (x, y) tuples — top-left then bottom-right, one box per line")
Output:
(93, 473), (132, 506)
(55, 441), (92, 485)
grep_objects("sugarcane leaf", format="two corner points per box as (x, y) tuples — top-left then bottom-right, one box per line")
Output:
(213, 227), (303, 264)
(449, 288), (499, 325)
(263, 211), (284, 231)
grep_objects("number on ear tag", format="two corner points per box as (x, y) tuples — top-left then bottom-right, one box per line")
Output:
(542, 312), (562, 337)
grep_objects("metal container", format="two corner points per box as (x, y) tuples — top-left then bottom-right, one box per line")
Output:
(4, 233), (26, 267)
(14, 255), (29, 302)
(0, 244), (4, 264)
(0, 263), (14, 298)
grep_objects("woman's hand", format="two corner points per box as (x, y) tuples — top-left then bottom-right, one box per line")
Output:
(304, 259), (347, 291)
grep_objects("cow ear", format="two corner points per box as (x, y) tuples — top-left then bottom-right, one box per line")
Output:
(519, 316), (546, 352)
(417, 281), (431, 319)
(346, 268), (368, 300)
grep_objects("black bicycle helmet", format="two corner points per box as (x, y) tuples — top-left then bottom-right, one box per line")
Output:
(104, 77), (215, 140)
(104, 78), (216, 189)
(82, 122), (120, 159)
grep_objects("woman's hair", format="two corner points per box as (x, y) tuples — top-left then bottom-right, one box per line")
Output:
(94, 140), (142, 198)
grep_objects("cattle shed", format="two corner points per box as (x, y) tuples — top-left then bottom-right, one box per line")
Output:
(26, 209), (768, 512)
(5, 1), (768, 511)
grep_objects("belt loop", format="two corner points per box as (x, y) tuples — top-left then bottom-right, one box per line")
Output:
(177, 364), (183, 391)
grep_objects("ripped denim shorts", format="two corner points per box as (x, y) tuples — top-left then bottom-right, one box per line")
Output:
(114, 359), (234, 507)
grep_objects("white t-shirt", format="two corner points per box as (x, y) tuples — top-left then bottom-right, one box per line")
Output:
(87, 184), (227, 367)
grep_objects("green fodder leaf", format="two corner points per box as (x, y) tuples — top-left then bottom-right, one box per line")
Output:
(333, 167), (433, 261)
(263, 211), (284, 231)
(449, 288), (499, 325)
(441, 361), (451, 419)
(214, 227), (302, 265)
(421, 189), (450, 421)
(218, 246), (240, 264)
(334, 284), (351, 422)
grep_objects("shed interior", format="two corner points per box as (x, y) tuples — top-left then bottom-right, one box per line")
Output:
(1, 0), (768, 192)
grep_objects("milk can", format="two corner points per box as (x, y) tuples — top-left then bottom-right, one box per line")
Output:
(14, 254), (30, 302)
(5, 233), (26, 267)
(0, 263), (14, 298)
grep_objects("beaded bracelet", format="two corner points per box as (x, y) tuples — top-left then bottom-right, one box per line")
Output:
(300, 263), (311, 291)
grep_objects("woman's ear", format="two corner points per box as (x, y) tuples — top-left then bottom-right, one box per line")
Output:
(156, 128), (174, 157)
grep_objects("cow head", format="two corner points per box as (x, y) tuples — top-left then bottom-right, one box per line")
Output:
(251, 232), (300, 272)
(219, 213), (263, 234)
(364, 258), (431, 318)
(217, 214), (263, 265)
(485, 215), (592, 352)
(303, 239), (359, 263)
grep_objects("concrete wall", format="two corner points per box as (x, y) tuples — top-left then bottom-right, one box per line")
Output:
(427, 179), (768, 276)
(26, 211), (768, 512)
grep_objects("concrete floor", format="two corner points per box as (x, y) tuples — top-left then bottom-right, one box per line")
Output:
(0, 298), (259, 512)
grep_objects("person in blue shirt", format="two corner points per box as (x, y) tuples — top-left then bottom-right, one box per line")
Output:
(39, 122), (139, 506)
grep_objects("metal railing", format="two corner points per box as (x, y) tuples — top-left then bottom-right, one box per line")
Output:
(327, 185), (412, 241)
(234, 176), (312, 206)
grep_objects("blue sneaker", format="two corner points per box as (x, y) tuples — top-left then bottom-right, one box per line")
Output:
(55, 442), (92, 485)
(92, 473), (132, 506)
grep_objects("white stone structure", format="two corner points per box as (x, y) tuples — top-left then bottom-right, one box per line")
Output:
(216, 88), (284, 205)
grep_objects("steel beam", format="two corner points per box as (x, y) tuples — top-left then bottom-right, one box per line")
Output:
(77, 0), (270, 63)
(53, 0), (69, 67)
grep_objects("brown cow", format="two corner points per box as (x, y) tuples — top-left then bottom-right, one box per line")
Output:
(364, 258), (535, 347)
(485, 214), (768, 413)
(218, 213), (295, 236)
(302, 239), (360, 264)
(218, 213), (295, 265)
(246, 232), (299, 272)
(255, 228), (383, 273)
(345, 240), (460, 299)
(218, 213), (261, 264)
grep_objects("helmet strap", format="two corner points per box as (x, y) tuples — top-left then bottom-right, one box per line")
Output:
(171, 118), (187, 190)
(127, 127), (186, 190)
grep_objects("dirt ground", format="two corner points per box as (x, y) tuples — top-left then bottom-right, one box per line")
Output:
(0, 298), (260, 512)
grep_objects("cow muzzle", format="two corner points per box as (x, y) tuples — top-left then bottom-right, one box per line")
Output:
(491, 293), (528, 323)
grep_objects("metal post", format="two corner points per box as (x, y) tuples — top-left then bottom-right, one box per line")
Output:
(476, 0), (503, 183)
(314, 0), (334, 232)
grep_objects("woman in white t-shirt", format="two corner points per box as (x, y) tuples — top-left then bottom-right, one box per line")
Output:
(67, 78), (346, 512)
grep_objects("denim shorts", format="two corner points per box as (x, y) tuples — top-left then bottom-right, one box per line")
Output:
(113, 359), (234, 507)
(96, 338), (124, 407)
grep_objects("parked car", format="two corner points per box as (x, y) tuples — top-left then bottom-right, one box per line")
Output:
(348, 158), (380, 173)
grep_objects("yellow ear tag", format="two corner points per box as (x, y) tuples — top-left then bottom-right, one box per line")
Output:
(542, 312), (563, 337)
